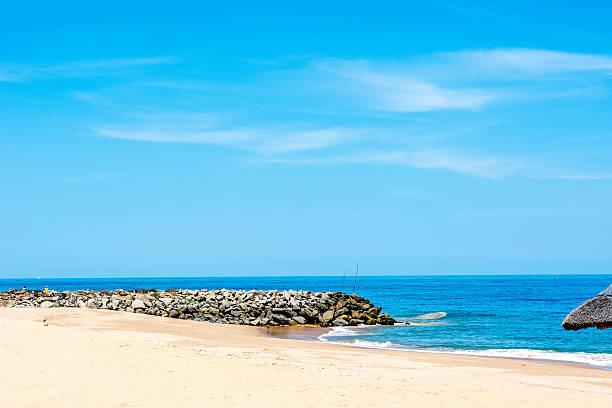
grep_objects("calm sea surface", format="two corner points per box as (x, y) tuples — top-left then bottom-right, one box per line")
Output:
(2, 275), (611, 367)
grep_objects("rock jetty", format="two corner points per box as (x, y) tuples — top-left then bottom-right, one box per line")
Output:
(0, 288), (396, 327)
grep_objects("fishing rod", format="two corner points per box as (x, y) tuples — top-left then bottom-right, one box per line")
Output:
(352, 263), (358, 294)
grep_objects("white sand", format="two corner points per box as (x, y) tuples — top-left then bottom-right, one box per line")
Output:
(2, 307), (611, 407)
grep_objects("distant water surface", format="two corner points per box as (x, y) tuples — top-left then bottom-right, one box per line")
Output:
(2, 275), (611, 367)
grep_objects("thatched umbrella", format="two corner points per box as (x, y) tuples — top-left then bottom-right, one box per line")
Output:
(562, 284), (612, 330)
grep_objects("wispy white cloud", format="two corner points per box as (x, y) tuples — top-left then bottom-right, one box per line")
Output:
(130, 56), (496, 113)
(92, 125), (356, 153)
(264, 149), (521, 179)
(63, 49), (612, 116)
(59, 48), (612, 181)
(552, 174), (612, 180)
(314, 59), (496, 112)
(126, 112), (220, 126)
(0, 57), (176, 82)
(71, 91), (128, 107)
(257, 128), (358, 153)
(446, 48), (612, 74)
(93, 127), (253, 144)
(136, 80), (218, 91)
(378, 79), (494, 112)
(296, 49), (612, 113)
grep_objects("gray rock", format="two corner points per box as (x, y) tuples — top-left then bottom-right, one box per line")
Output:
(220, 300), (231, 311)
(272, 314), (291, 325)
(110, 297), (120, 310)
(131, 299), (146, 309)
(292, 316), (307, 324)
(301, 306), (316, 318)
(322, 310), (335, 321)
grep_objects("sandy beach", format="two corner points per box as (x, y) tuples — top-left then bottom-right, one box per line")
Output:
(1, 308), (611, 407)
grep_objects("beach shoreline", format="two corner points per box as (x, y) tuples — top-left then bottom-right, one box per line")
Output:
(2, 307), (611, 407)
(264, 323), (612, 371)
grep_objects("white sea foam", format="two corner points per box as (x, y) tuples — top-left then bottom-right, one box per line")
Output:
(318, 325), (374, 339)
(410, 312), (448, 320)
(447, 348), (612, 367)
(342, 339), (396, 349)
(318, 327), (612, 368)
(395, 311), (451, 326)
(396, 321), (449, 327)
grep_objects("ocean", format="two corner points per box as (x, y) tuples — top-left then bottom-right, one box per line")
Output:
(2, 275), (611, 368)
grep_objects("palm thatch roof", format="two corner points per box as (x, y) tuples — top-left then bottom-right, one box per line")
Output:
(562, 284), (612, 331)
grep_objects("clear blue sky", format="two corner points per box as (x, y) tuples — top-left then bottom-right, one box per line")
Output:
(2, 1), (612, 277)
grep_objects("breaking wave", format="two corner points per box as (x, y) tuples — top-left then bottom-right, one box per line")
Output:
(318, 326), (612, 369)
(410, 312), (447, 320)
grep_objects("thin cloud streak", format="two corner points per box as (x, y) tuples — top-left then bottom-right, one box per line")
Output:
(553, 174), (612, 180)
(264, 150), (521, 179)
(93, 127), (253, 144)
(0, 57), (176, 82)
(92, 126), (356, 153)
(448, 48), (612, 74)
(257, 129), (358, 153)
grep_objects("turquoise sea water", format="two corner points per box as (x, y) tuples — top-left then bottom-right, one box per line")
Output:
(2, 275), (611, 367)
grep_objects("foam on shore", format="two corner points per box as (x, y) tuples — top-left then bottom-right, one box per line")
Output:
(318, 326), (612, 369)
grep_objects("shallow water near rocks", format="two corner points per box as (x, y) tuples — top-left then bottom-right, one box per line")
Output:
(260, 325), (328, 341)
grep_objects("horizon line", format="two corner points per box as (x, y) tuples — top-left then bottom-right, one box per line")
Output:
(2, 273), (612, 280)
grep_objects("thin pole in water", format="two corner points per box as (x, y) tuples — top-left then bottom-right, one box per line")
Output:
(340, 268), (347, 292)
(352, 263), (358, 294)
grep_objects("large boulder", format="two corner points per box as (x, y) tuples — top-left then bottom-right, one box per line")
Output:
(131, 299), (146, 309)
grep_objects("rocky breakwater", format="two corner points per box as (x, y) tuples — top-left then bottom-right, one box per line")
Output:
(0, 288), (396, 327)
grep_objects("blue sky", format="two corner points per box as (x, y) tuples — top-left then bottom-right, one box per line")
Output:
(2, 1), (612, 277)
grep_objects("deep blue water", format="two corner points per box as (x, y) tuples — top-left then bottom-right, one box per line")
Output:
(2, 275), (612, 366)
